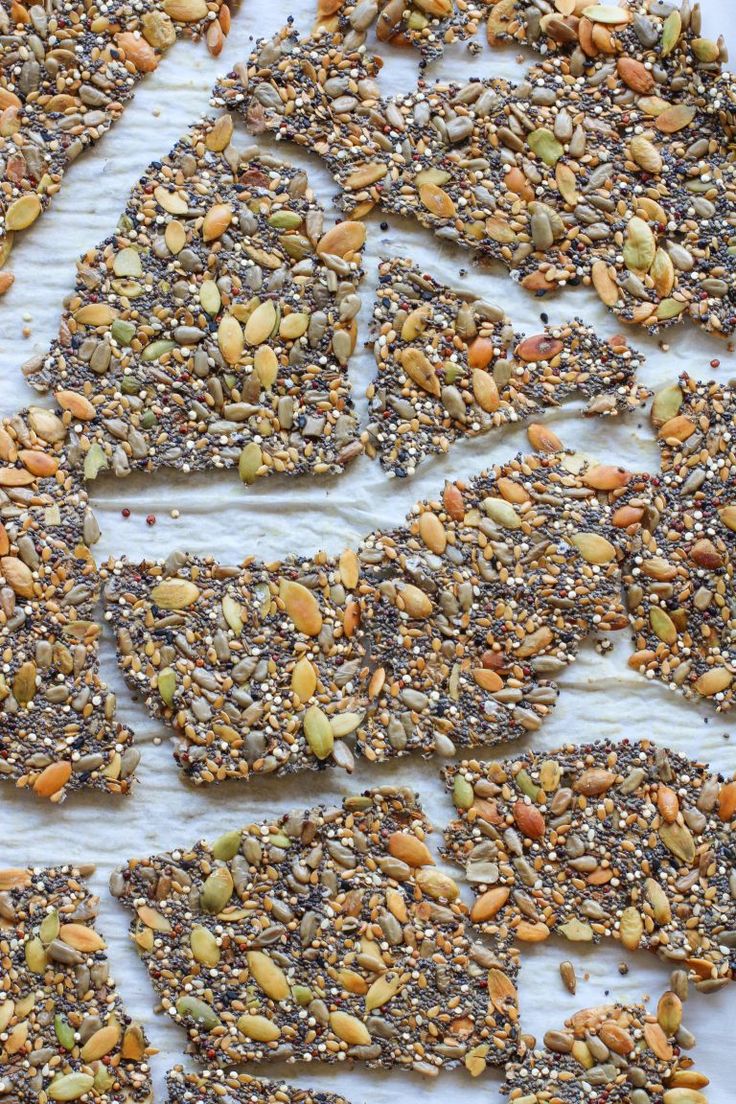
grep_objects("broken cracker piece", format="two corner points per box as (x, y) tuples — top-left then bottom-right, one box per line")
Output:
(316, 0), (486, 64)
(502, 991), (710, 1104)
(443, 738), (736, 988)
(214, 18), (736, 336)
(103, 451), (650, 783)
(110, 788), (520, 1075)
(0, 863), (152, 1103)
(0, 407), (136, 802)
(626, 375), (736, 710)
(167, 1066), (349, 1104)
(0, 0), (237, 286)
(24, 117), (364, 484)
(365, 257), (649, 476)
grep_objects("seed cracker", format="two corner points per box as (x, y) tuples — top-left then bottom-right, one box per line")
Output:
(0, 0), (236, 294)
(626, 374), (736, 709)
(23, 116), (364, 484)
(316, 0), (486, 64)
(502, 992), (710, 1104)
(167, 1066), (350, 1104)
(0, 864), (152, 1104)
(214, 9), (736, 335)
(365, 256), (649, 476)
(110, 788), (520, 1076)
(443, 739), (736, 988)
(103, 451), (649, 784)
(0, 406), (136, 802)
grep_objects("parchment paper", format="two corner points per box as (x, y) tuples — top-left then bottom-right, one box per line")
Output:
(0, 2), (734, 1100)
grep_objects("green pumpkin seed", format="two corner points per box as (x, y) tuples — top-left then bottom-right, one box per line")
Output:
(190, 925), (221, 966)
(656, 298), (687, 321)
(200, 866), (234, 913)
(515, 769), (541, 800)
(157, 667), (176, 707)
(330, 711), (363, 737)
(453, 775), (474, 809)
(691, 37), (720, 63)
(54, 1014), (75, 1050)
(83, 443), (108, 481)
(268, 210), (303, 229)
(582, 4), (631, 23)
(200, 280), (221, 315)
(239, 442), (262, 485)
(25, 937), (46, 974)
(141, 339), (176, 362)
(222, 594), (244, 634)
(304, 704), (334, 759)
(559, 919), (594, 941)
(151, 579), (200, 610)
(94, 1067), (115, 1092)
(40, 909), (60, 945)
(113, 248), (143, 277)
(48, 1073), (96, 1101)
(482, 496), (521, 529)
(650, 607), (677, 644)
(175, 995), (221, 1030)
(661, 10), (681, 56)
(651, 384), (683, 426)
(120, 374), (141, 394)
(527, 128), (564, 166)
(659, 821), (696, 865)
(212, 830), (242, 861)
(623, 217), (656, 273)
(110, 319), (136, 345)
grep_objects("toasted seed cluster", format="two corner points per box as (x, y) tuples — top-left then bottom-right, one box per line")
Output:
(0, 0), (235, 294)
(0, 406), (136, 802)
(167, 1066), (350, 1104)
(110, 788), (520, 1076)
(365, 256), (649, 476)
(215, 4), (736, 335)
(102, 451), (649, 784)
(316, 0), (486, 63)
(24, 116), (364, 484)
(443, 739), (736, 988)
(0, 865), (152, 1104)
(626, 374), (736, 710)
(502, 995), (709, 1104)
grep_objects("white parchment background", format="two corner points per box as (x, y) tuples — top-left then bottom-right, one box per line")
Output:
(1, 2), (735, 1100)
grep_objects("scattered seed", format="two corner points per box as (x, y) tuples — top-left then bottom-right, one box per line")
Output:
(560, 959), (577, 994)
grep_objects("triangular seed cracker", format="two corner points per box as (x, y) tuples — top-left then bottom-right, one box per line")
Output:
(365, 256), (649, 476)
(24, 116), (365, 483)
